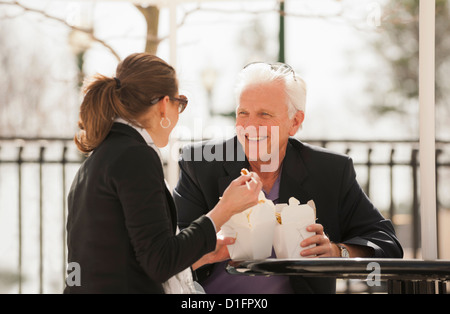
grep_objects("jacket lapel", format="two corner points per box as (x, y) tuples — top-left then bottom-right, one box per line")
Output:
(218, 137), (249, 196)
(164, 185), (178, 233)
(279, 140), (311, 205)
(218, 161), (249, 196)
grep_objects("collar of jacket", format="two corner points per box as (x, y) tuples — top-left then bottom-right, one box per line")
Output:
(218, 136), (311, 205)
(110, 122), (148, 145)
(110, 122), (164, 165)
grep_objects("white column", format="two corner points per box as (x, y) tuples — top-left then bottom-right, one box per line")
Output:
(166, 1), (179, 190)
(168, 1), (178, 69)
(419, 0), (437, 260)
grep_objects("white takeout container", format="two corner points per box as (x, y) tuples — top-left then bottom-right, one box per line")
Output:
(221, 192), (276, 260)
(273, 197), (316, 259)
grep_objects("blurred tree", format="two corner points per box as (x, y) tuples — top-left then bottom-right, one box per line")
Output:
(135, 5), (160, 55)
(217, 18), (276, 121)
(0, 2), (160, 137)
(368, 0), (450, 137)
(0, 19), (79, 137)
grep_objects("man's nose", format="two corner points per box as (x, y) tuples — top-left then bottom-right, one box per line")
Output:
(242, 115), (260, 128)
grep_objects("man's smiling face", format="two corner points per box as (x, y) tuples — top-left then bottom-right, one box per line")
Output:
(235, 80), (303, 167)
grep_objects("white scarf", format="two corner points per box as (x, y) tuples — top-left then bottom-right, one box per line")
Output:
(114, 118), (199, 294)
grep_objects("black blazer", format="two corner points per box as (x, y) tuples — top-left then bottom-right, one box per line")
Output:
(173, 136), (403, 293)
(65, 123), (216, 294)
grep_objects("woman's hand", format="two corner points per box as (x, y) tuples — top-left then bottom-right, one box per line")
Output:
(207, 172), (262, 229)
(220, 172), (262, 215)
(192, 236), (235, 270)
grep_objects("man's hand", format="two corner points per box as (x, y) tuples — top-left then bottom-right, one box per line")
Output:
(299, 223), (338, 257)
(299, 223), (374, 258)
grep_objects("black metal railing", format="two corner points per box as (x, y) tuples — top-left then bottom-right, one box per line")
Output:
(0, 138), (83, 294)
(0, 137), (449, 294)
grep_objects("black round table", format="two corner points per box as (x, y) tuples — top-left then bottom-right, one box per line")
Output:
(227, 258), (450, 294)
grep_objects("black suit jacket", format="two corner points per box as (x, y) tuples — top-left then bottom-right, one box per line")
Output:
(65, 123), (216, 293)
(173, 136), (403, 294)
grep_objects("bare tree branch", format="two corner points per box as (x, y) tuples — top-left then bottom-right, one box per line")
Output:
(0, 1), (375, 59)
(0, 0), (121, 61)
(156, 4), (346, 42)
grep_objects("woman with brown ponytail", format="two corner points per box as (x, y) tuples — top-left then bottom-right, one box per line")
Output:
(65, 53), (262, 294)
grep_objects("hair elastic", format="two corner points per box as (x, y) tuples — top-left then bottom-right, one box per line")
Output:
(113, 77), (121, 89)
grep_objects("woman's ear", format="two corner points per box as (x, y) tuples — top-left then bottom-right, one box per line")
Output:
(289, 111), (305, 136)
(158, 96), (171, 117)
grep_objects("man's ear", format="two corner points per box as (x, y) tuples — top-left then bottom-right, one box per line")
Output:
(289, 111), (305, 136)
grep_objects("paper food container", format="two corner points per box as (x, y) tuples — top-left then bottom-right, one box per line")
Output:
(273, 197), (316, 259)
(221, 192), (276, 260)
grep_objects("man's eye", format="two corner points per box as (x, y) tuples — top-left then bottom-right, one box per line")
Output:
(261, 112), (271, 117)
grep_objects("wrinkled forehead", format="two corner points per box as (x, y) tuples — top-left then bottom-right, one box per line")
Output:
(238, 81), (289, 111)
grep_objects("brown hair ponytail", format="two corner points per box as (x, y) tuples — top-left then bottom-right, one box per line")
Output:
(74, 53), (177, 153)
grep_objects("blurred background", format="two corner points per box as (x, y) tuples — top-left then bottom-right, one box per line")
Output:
(0, 0), (449, 294)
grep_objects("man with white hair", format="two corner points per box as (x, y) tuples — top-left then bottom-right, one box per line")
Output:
(174, 62), (403, 294)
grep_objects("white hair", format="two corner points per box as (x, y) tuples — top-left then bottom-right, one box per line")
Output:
(234, 62), (307, 119)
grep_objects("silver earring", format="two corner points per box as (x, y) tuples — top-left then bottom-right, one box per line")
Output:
(160, 117), (171, 129)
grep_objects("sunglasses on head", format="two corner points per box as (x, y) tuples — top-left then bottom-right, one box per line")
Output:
(243, 62), (297, 82)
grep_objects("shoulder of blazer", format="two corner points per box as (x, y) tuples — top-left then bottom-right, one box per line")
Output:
(179, 136), (248, 177)
(109, 122), (148, 145)
(179, 136), (242, 162)
(99, 123), (163, 177)
(287, 137), (350, 164)
(177, 136), (248, 202)
(102, 124), (178, 233)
